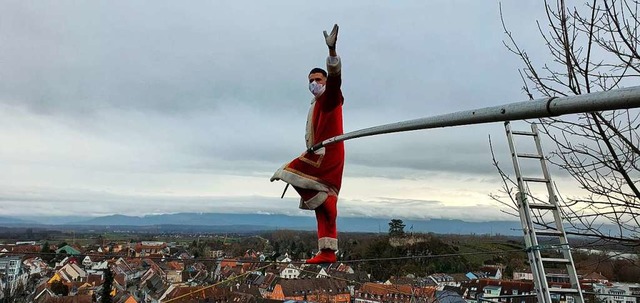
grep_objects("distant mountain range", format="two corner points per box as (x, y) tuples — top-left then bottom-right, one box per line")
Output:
(4, 212), (525, 235)
(0, 216), (31, 224)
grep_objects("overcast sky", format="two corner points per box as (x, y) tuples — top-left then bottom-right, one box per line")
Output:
(0, 1), (587, 221)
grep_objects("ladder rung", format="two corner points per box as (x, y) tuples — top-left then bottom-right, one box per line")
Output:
(549, 288), (580, 294)
(522, 177), (550, 183)
(517, 153), (543, 159)
(541, 257), (571, 264)
(528, 203), (556, 210)
(511, 130), (536, 136)
(535, 230), (563, 236)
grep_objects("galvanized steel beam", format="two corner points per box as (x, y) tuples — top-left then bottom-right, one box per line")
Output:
(309, 85), (640, 151)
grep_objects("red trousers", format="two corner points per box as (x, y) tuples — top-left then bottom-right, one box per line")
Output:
(294, 187), (338, 251)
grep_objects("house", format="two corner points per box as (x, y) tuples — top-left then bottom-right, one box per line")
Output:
(428, 273), (458, 289)
(355, 282), (434, 303)
(324, 263), (355, 274)
(23, 257), (49, 276)
(175, 251), (193, 260)
(239, 259), (262, 274)
(513, 268), (562, 282)
(139, 266), (168, 301)
(592, 282), (640, 303)
(385, 276), (417, 286)
(236, 281), (263, 299)
(134, 241), (168, 257)
(56, 245), (81, 255)
(479, 266), (503, 280)
(214, 258), (238, 281)
(159, 284), (254, 303)
(48, 262), (88, 284)
(461, 279), (535, 303)
(326, 268), (371, 285)
(582, 272), (609, 284)
(161, 260), (184, 283)
(270, 277), (350, 303)
(276, 253), (292, 263)
(112, 258), (141, 282)
(85, 273), (104, 287)
(104, 242), (126, 253)
(81, 256), (93, 268)
(33, 288), (56, 303)
(0, 255), (23, 280)
(10, 243), (42, 254)
(300, 264), (330, 278)
(279, 263), (301, 279)
(207, 249), (225, 258)
(184, 262), (209, 284)
(257, 273), (280, 298)
(0, 255), (28, 298)
(449, 273), (470, 286)
(434, 289), (466, 303)
(36, 294), (94, 303)
(91, 260), (109, 271)
(512, 269), (534, 281)
(113, 292), (139, 303)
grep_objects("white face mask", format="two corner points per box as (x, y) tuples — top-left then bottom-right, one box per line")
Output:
(309, 81), (326, 96)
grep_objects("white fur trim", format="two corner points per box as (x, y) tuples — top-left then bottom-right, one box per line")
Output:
(326, 56), (341, 75)
(318, 237), (338, 250)
(269, 164), (288, 182)
(305, 101), (315, 148)
(271, 166), (330, 210)
(298, 192), (328, 210)
(270, 167), (329, 192)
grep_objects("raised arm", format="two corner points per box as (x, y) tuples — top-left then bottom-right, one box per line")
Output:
(322, 24), (344, 111)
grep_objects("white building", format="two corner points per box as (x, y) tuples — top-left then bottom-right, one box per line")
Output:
(22, 257), (49, 276)
(0, 256), (28, 298)
(593, 282), (640, 303)
(279, 264), (301, 279)
(0, 256), (22, 281)
(82, 256), (93, 268)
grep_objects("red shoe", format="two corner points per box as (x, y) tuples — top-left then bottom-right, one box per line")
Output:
(306, 250), (337, 264)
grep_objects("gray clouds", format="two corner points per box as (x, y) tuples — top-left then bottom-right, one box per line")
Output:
(0, 1), (560, 219)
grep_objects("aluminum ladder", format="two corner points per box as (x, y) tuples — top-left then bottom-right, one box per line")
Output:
(505, 121), (584, 303)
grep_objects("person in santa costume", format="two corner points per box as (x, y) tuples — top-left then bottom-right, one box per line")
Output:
(270, 24), (344, 264)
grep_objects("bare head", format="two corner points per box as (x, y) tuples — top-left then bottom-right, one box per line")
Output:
(308, 68), (327, 86)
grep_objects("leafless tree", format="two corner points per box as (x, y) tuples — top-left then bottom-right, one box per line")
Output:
(494, 0), (640, 247)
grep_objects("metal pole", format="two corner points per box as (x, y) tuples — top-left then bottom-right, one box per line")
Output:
(309, 85), (640, 151)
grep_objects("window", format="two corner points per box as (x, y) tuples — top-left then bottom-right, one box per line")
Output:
(610, 290), (624, 301)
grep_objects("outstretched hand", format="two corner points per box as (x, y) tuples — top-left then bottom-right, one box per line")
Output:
(323, 24), (339, 50)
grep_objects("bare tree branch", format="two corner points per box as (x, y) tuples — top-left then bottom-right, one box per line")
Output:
(498, 0), (640, 246)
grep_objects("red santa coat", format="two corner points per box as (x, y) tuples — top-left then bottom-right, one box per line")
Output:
(271, 56), (344, 210)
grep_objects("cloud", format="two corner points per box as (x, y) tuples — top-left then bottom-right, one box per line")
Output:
(0, 184), (514, 222)
(0, 1), (570, 219)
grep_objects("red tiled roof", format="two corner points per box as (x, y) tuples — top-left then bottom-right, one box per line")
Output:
(279, 278), (349, 297)
(86, 274), (103, 286)
(220, 259), (237, 268)
(115, 273), (126, 287)
(42, 294), (93, 303)
(162, 285), (226, 301)
(11, 245), (41, 253)
(360, 283), (413, 296)
(165, 261), (184, 271)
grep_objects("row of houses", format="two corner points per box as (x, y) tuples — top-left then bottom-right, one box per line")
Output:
(1, 240), (638, 303)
